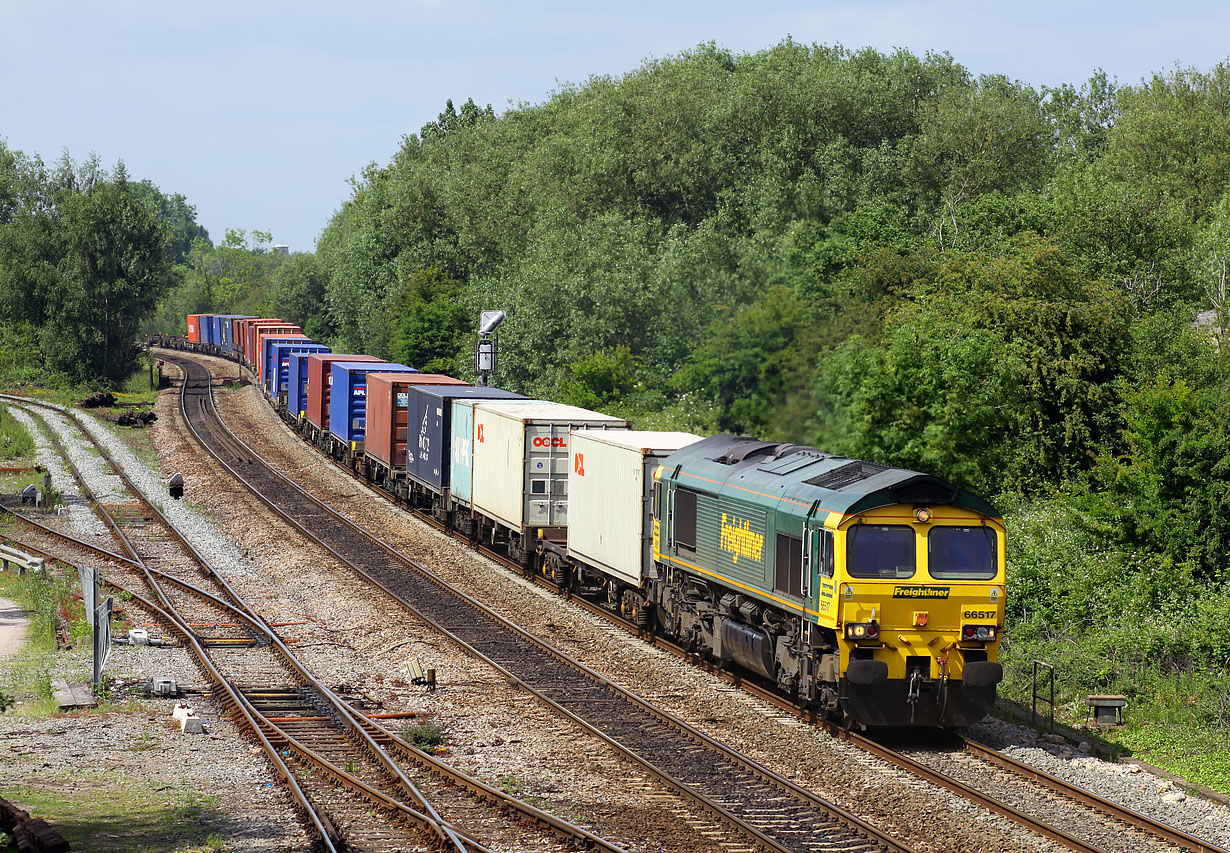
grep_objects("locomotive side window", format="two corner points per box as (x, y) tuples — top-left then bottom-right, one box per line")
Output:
(775, 533), (803, 597)
(846, 525), (916, 579)
(928, 526), (996, 580)
(674, 487), (698, 554)
(653, 482), (661, 519)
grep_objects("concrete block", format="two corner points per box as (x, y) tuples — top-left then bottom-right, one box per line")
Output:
(149, 677), (178, 697)
(180, 715), (204, 734)
(171, 704), (195, 722)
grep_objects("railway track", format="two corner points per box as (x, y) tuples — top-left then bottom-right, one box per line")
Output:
(152, 349), (1230, 853)
(162, 353), (913, 853)
(1, 395), (625, 853)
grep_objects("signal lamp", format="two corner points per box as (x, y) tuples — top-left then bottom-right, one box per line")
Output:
(962, 624), (997, 641)
(844, 621), (880, 641)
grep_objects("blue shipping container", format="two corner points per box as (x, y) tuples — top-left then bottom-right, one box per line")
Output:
(407, 386), (523, 494)
(217, 315), (250, 353)
(287, 351), (315, 417)
(268, 341), (329, 396)
(260, 336), (309, 391)
(328, 362), (417, 444)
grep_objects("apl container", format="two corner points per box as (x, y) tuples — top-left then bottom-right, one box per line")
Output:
(304, 354), (383, 430)
(365, 373), (470, 471)
(470, 401), (630, 535)
(408, 386), (523, 498)
(203, 315), (219, 346)
(567, 430), (702, 585)
(267, 340), (328, 396)
(259, 334), (309, 391)
(328, 362), (417, 445)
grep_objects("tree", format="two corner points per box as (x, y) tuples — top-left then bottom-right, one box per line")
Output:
(807, 240), (1130, 494)
(267, 252), (334, 341)
(46, 169), (173, 380)
(387, 267), (469, 375)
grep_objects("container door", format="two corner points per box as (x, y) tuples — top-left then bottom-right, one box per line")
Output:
(451, 403), (475, 505)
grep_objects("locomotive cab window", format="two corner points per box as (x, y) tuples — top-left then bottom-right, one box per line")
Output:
(846, 524), (916, 579)
(674, 487), (698, 554)
(928, 526), (996, 580)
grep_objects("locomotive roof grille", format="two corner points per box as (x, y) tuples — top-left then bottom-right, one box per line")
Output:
(804, 460), (889, 491)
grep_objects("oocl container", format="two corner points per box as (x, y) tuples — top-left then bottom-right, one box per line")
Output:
(567, 430), (702, 585)
(469, 401), (630, 536)
(408, 386), (523, 498)
(328, 362), (417, 446)
(259, 334), (309, 391)
(304, 354), (384, 430)
(365, 373), (469, 471)
(267, 340), (328, 396)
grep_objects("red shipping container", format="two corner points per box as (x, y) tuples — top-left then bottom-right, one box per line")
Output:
(305, 353), (383, 430)
(236, 318), (280, 362)
(186, 313), (207, 343)
(365, 373), (469, 470)
(255, 329), (305, 383)
(247, 321), (296, 368)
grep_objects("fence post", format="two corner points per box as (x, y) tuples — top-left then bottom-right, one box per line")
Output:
(1031, 659), (1056, 732)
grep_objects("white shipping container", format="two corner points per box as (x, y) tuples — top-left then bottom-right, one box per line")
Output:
(567, 430), (702, 585)
(471, 402), (630, 534)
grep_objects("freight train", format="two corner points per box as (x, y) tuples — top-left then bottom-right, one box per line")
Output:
(164, 314), (1006, 727)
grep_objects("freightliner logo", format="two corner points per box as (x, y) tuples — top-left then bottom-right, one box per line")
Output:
(892, 586), (951, 599)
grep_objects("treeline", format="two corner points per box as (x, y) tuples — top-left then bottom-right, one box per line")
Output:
(304, 42), (1230, 563)
(0, 147), (205, 383)
(281, 41), (1230, 720)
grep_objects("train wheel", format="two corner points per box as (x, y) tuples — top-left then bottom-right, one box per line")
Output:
(620, 590), (644, 624)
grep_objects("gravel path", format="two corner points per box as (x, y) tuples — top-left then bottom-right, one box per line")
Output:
(0, 598), (27, 662)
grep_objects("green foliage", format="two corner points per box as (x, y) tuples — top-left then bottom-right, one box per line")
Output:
(388, 267), (469, 372)
(0, 405), (34, 460)
(403, 722), (446, 748)
(559, 346), (642, 410)
(267, 252), (334, 341)
(0, 151), (185, 383)
(806, 241), (1129, 494)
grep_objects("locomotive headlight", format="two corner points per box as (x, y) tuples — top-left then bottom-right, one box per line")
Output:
(844, 622), (880, 641)
(914, 507), (932, 523)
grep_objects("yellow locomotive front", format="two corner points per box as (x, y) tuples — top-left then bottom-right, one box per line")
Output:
(824, 504), (1005, 726)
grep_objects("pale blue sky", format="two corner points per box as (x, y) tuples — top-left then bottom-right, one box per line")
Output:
(2, 1), (1226, 251)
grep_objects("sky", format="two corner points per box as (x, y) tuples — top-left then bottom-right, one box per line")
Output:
(2, 1), (1228, 252)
